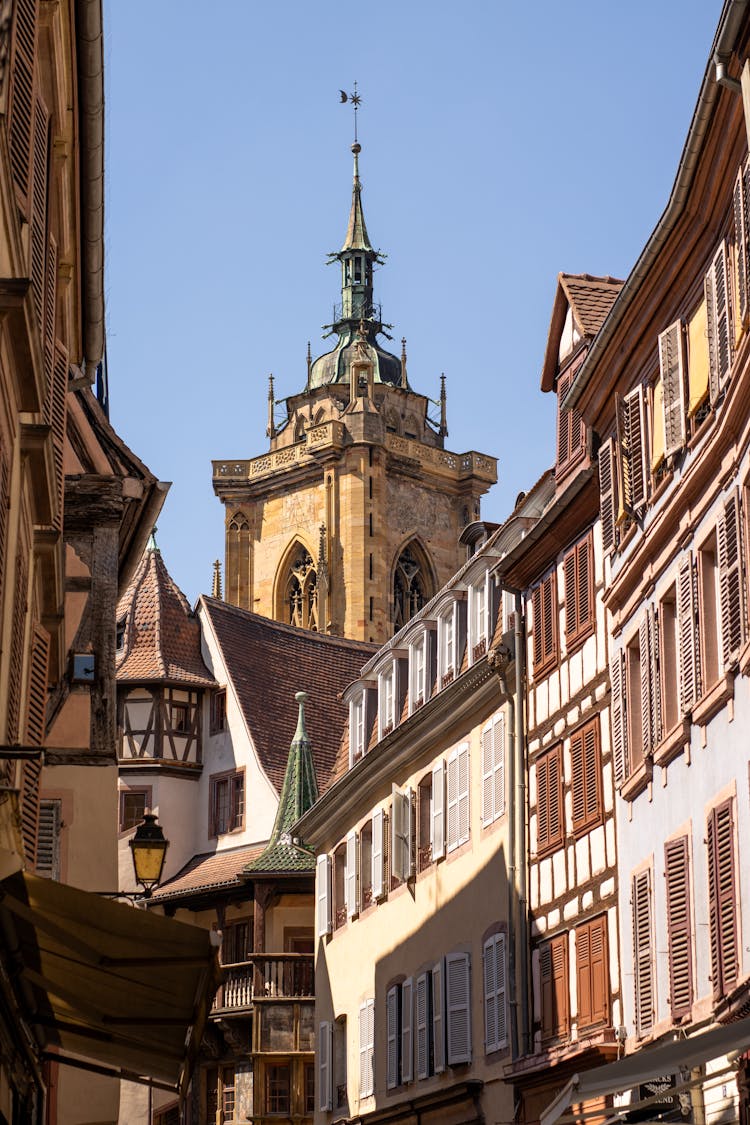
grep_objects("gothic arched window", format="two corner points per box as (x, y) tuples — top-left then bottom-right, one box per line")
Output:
(285, 544), (319, 631)
(393, 543), (433, 631)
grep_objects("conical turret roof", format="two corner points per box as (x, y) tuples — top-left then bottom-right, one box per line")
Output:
(341, 143), (373, 252)
(116, 534), (215, 686)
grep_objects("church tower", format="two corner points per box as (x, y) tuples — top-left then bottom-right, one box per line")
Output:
(213, 138), (497, 644)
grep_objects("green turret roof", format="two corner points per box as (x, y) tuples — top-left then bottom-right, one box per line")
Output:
(244, 692), (318, 874)
(341, 143), (372, 252)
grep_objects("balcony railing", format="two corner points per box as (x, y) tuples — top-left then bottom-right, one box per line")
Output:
(213, 954), (314, 1011)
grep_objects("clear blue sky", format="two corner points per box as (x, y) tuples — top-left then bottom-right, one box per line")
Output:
(103, 0), (721, 605)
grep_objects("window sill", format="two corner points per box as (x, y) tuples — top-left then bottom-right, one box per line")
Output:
(534, 839), (565, 861)
(619, 755), (653, 802)
(571, 816), (603, 841)
(653, 717), (691, 769)
(532, 654), (559, 681)
(565, 622), (595, 656)
(692, 671), (734, 727)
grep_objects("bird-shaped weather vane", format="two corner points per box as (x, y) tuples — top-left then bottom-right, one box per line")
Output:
(339, 82), (362, 143)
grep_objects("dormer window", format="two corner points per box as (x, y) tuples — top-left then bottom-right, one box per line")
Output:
(378, 663), (396, 739)
(439, 608), (456, 688)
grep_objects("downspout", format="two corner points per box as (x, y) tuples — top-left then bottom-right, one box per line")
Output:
(514, 592), (530, 1057)
(76, 0), (105, 376)
(497, 658), (518, 1062)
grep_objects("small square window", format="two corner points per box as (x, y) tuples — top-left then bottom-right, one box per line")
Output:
(211, 689), (227, 733)
(119, 789), (149, 832)
(71, 653), (96, 683)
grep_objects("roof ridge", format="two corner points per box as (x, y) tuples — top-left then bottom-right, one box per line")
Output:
(199, 596), (378, 652)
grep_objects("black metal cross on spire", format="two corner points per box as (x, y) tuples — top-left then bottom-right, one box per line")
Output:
(339, 82), (362, 143)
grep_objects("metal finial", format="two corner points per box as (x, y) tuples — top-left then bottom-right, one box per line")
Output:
(212, 559), (222, 600)
(339, 82), (362, 145)
(306, 341), (312, 379)
(266, 374), (276, 439)
(401, 338), (407, 387)
(294, 691), (310, 742)
(439, 374), (448, 438)
(147, 527), (159, 552)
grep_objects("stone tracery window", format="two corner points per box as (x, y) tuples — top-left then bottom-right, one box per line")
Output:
(393, 544), (431, 631)
(286, 545), (318, 631)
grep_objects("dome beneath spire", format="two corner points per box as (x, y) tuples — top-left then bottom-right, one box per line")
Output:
(309, 322), (402, 388)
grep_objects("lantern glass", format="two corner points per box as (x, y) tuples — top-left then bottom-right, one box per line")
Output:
(129, 812), (169, 895)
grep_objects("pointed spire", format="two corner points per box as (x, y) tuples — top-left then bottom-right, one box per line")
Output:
(439, 374), (448, 438)
(266, 375), (276, 439)
(243, 691), (319, 873)
(342, 142), (373, 253)
(212, 559), (222, 600)
(400, 338), (407, 387)
(306, 341), (312, 384)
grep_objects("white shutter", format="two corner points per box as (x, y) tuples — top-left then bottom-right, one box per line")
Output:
(319, 1021), (333, 1111)
(367, 999), (375, 1096)
(372, 808), (383, 899)
(431, 760), (445, 860)
(658, 320), (686, 458)
(446, 951), (472, 1065)
(457, 744), (470, 847)
(401, 977), (413, 1084)
(481, 722), (494, 827)
(494, 714), (505, 819)
(415, 973), (429, 1080)
(317, 854), (332, 937)
(432, 958), (445, 1073)
(36, 799), (61, 879)
(735, 165), (750, 327)
(386, 985), (399, 1090)
(446, 750), (458, 851)
(359, 999), (375, 1098)
(391, 786), (411, 882)
(483, 937), (498, 1052)
(677, 552), (698, 713)
(405, 786), (414, 878)
(346, 830), (357, 919)
(496, 933), (507, 1048)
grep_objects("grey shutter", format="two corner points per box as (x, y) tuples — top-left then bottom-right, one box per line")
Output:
(432, 958), (445, 1073)
(446, 951), (472, 1065)
(386, 985), (399, 1090)
(401, 977), (413, 1083)
(481, 721), (494, 827)
(457, 744), (470, 846)
(372, 808), (384, 899)
(494, 714), (505, 820)
(431, 760), (445, 860)
(483, 936), (498, 1052)
(319, 1021), (333, 1111)
(659, 320), (686, 458)
(496, 934), (507, 1048)
(317, 854), (332, 937)
(617, 387), (647, 513)
(416, 972), (429, 1079)
(346, 830), (357, 919)
(633, 869), (654, 1037)
(446, 750), (458, 851)
(598, 438), (617, 555)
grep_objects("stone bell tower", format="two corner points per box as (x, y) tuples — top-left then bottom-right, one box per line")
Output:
(212, 138), (496, 644)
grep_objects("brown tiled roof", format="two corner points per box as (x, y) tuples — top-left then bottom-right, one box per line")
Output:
(116, 545), (216, 686)
(199, 597), (377, 795)
(150, 844), (264, 902)
(559, 274), (623, 338)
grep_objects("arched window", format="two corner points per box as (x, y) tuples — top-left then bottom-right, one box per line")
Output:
(393, 542), (433, 631)
(284, 544), (319, 631)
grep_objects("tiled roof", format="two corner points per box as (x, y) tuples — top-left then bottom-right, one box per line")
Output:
(150, 844), (264, 902)
(559, 273), (624, 338)
(199, 597), (377, 795)
(116, 544), (216, 686)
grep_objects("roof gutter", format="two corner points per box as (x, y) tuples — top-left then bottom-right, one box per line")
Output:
(76, 0), (105, 372)
(566, 0), (748, 412)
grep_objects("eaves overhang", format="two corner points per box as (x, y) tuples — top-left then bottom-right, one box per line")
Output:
(566, 0), (749, 416)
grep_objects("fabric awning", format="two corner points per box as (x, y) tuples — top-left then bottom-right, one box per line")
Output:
(540, 1016), (750, 1125)
(0, 870), (221, 1094)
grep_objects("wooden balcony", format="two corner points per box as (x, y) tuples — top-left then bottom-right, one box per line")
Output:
(212, 954), (314, 1012)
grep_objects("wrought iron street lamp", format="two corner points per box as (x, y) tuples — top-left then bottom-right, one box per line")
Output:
(129, 812), (169, 898)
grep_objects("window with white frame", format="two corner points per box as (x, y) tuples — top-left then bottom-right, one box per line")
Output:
(391, 785), (413, 883)
(378, 664), (396, 739)
(409, 633), (427, 712)
(469, 571), (491, 663)
(483, 933), (507, 1053)
(350, 693), (366, 765)
(438, 606), (456, 687)
(481, 712), (505, 827)
(359, 999), (375, 1098)
(386, 979), (414, 1089)
(446, 744), (470, 852)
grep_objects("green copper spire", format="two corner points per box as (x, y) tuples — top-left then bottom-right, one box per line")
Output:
(342, 143), (372, 254)
(244, 691), (318, 874)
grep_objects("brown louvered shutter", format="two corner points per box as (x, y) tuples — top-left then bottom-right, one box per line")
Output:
(557, 369), (571, 471)
(564, 545), (576, 641)
(576, 923), (592, 1027)
(598, 438), (616, 555)
(639, 615), (652, 756)
(570, 727), (585, 831)
(707, 800), (738, 999)
(734, 168), (749, 328)
(658, 321), (687, 458)
(29, 94), (50, 334)
(540, 943), (553, 1040)
(540, 934), (569, 1040)
(610, 649), (627, 786)
(0, 450), (8, 612)
(532, 584), (542, 671)
(536, 745), (563, 853)
(571, 719), (601, 834)
(718, 491), (744, 667)
(633, 869), (654, 1037)
(677, 553), (698, 713)
(618, 387), (647, 514)
(19, 624), (49, 867)
(664, 836), (693, 1020)
(650, 605), (663, 748)
(48, 344), (68, 529)
(43, 234), (57, 393)
(6, 550), (28, 744)
(533, 574), (557, 675)
(8, 0), (38, 215)
(577, 916), (608, 1029)
(565, 534), (594, 648)
(706, 242), (732, 402)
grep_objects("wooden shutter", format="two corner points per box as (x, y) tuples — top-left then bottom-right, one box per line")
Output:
(483, 936), (497, 1052)
(319, 1021), (333, 1111)
(533, 573), (557, 674)
(493, 714), (505, 821)
(49, 344), (68, 530)
(633, 869), (654, 1036)
(481, 722), (494, 827)
(571, 718), (601, 834)
(576, 923), (592, 1028)
(401, 977), (413, 1084)
(43, 233), (57, 393)
(30, 94), (50, 334)
(359, 1003), (370, 1098)
(540, 934), (569, 1040)
(617, 387), (647, 514)
(495, 934), (507, 1048)
(564, 533), (593, 647)
(415, 973), (429, 1080)
(431, 760), (445, 860)
(457, 744), (470, 847)
(659, 321), (687, 458)
(639, 615), (652, 755)
(7, 550), (28, 744)
(706, 242), (732, 401)
(557, 367), (585, 474)
(24, 622), (49, 746)
(540, 943), (553, 1040)
(576, 916), (608, 1029)
(316, 854), (331, 937)
(386, 985), (400, 1089)
(651, 604), (663, 748)
(664, 836), (693, 1019)
(536, 745), (562, 853)
(531, 583), (542, 671)
(446, 951), (472, 1065)
(8, 0), (38, 213)
(391, 786), (404, 882)
(346, 830), (357, 919)
(610, 649), (627, 786)
(718, 491), (744, 666)
(735, 166), (750, 327)
(35, 798), (60, 879)
(446, 750), (458, 851)
(599, 438), (617, 555)
(677, 553), (698, 713)
(432, 959), (445, 1073)
(372, 808), (384, 899)
(707, 801), (738, 998)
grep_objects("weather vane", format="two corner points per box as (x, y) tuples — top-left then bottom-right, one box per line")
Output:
(339, 82), (362, 143)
